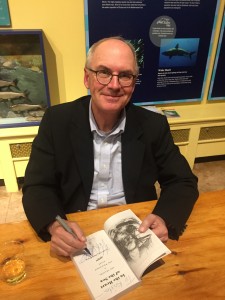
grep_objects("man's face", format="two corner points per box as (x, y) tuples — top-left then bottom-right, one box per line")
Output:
(84, 39), (137, 117)
(115, 224), (138, 251)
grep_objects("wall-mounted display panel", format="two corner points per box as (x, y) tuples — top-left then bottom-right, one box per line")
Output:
(84, 0), (220, 105)
(208, 9), (225, 101)
(0, 30), (50, 128)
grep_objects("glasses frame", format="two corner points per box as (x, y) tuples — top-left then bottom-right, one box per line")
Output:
(86, 68), (137, 87)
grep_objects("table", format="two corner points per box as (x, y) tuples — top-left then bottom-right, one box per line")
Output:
(0, 190), (225, 299)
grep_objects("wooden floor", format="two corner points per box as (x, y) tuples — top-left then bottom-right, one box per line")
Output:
(0, 157), (225, 224)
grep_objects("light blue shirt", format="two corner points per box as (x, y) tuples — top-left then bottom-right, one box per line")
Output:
(87, 101), (126, 210)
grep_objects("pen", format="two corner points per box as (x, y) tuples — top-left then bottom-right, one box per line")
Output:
(55, 215), (92, 257)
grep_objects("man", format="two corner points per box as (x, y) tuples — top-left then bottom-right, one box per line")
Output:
(22, 37), (198, 257)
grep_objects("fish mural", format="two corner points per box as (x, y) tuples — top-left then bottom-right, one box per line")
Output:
(162, 44), (196, 59)
(10, 103), (44, 113)
(0, 78), (19, 90)
(0, 91), (29, 102)
(0, 31), (50, 128)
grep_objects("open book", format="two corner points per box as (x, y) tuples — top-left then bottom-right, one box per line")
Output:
(72, 209), (171, 300)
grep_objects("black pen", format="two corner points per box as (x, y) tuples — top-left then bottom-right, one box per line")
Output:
(55, 215), (92, 257)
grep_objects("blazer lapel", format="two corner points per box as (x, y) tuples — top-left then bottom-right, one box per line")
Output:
(122, 107), (145, 203)
(70, 100), (94, 201)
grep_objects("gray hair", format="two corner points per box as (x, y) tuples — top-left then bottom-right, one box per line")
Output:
(85, 36), (139, 75)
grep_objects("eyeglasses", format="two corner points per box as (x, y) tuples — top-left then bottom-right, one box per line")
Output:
(87, 68), (136, 87)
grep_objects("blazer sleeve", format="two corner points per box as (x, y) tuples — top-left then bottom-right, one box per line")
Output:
(151, 116), (199, 239)
(22, 109), (67, 241)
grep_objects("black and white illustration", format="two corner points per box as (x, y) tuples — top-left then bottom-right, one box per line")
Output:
(103, 209), (170, 278)
(107, 217), (152, 263)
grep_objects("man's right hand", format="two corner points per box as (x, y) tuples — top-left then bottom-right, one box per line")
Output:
(48, 220), (87, 257)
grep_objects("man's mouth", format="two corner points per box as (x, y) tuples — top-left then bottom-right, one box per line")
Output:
(103, 94), (122, 101)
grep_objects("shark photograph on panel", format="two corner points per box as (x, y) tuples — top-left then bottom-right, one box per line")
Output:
(159, 38), (199, 67)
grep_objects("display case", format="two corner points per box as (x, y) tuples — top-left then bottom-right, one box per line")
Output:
(0, 29), (50, 128)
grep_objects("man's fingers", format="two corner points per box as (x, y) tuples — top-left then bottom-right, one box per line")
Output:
(49, 220), (87, 257)
(139, 214), (156, 232)
(139, 213), (168, 243)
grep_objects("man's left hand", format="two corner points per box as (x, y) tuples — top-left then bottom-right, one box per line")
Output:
(139, 213), (168, 243)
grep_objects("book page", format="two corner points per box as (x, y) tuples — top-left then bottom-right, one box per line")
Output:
(72, 230), (140, 300)
(104, 209), (171, 279)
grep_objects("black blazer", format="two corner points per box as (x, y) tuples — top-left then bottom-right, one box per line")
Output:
(22, 96), (198, 241)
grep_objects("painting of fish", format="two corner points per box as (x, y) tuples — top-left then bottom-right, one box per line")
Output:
(0, 30), (50, 128)
(0, 91), (29, 102)
(0, 78), (19, 89)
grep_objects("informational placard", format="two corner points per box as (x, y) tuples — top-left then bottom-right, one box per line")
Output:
(208, 9), (225, 101)
(84, 0), (220, 105)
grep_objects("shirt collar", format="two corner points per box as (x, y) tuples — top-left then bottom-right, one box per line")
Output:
(89, 99), (126, 136)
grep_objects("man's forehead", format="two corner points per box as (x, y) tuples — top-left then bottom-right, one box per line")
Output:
(92, 41), (135, 71)
(96, 38), (127, 48)
(94, 39), (133, 58)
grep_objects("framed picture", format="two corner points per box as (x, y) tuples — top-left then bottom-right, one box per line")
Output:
(0, 0), (11, 27)
(0, 29), (50, 128)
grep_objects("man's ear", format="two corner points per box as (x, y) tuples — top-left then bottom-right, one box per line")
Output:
(84, 68), (90, 89)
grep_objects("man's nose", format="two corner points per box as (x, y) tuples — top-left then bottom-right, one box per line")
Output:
(108, 75), (120, 88)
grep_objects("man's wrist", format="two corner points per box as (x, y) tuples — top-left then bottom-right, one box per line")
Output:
(47, 221), (57, 235)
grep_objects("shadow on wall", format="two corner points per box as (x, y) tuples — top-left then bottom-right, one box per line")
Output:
(43, 33), (60, 106)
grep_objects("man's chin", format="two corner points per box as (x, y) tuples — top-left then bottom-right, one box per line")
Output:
(101, 102), (122, 112)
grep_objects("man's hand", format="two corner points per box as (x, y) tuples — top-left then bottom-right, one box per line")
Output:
(139, 213), (168, 243)
(48, 220), (87, 257)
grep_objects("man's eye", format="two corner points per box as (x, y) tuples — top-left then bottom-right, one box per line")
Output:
(119, 73), (132, 80)
(98, 70), (111, 77)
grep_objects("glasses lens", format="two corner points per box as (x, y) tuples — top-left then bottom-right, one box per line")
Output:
(95, 69), (135, 86)
(119, 73), (134, 86)
(97, 70), (111, 85)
